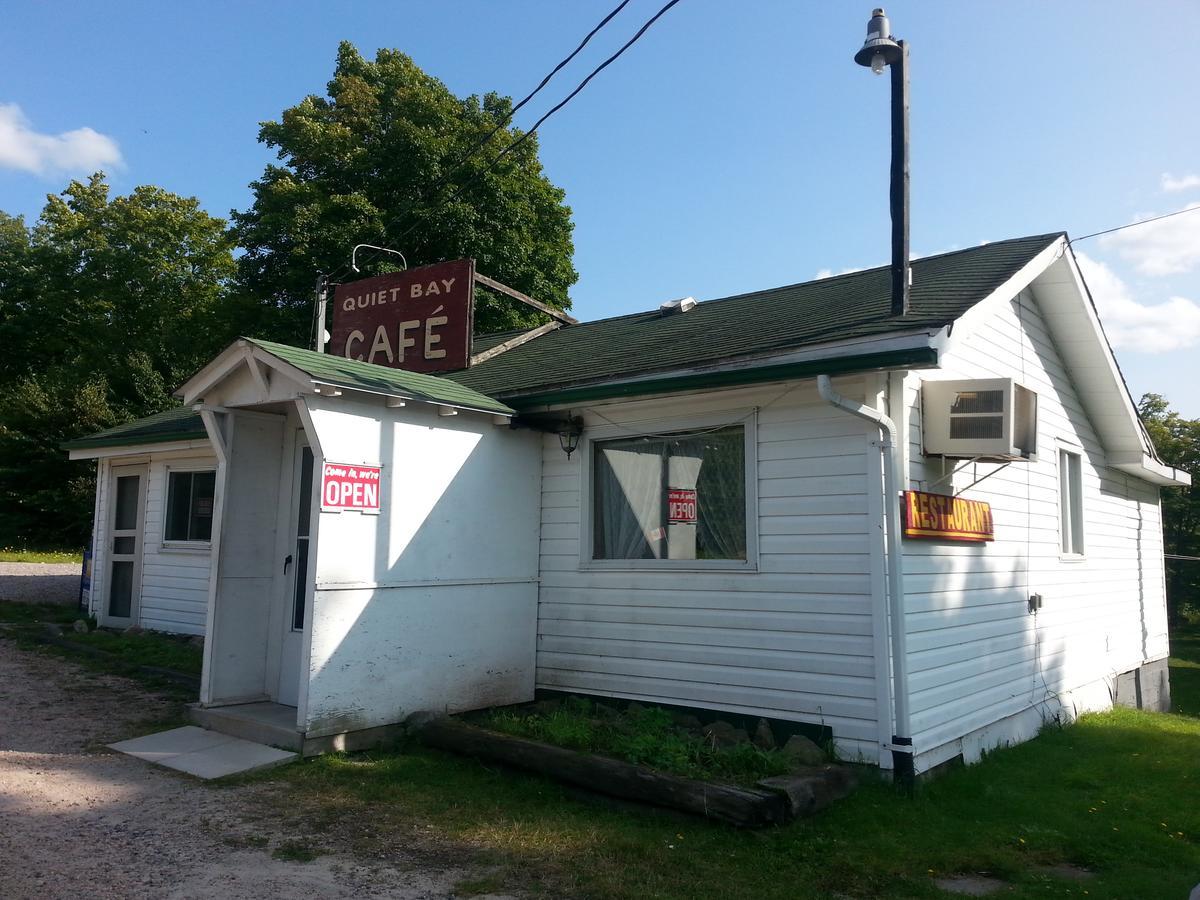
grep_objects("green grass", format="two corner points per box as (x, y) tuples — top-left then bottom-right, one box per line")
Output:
(0, 600), (81, 626)
(1169, 619), (1200, 717)
(479, 696), (796, 785)
(271, 840), (321, 862)
(253, 687), (1200, 900)
(0, 600), (201, 699)
(65, 628), (203, 676)
(0, 547), (84, 563)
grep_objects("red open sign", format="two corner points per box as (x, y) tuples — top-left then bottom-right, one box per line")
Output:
(667, 488), (697, 524)
(321, 463), (382, 514)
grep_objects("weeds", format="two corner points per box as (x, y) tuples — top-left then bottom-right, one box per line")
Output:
(481, 696), (794, 785)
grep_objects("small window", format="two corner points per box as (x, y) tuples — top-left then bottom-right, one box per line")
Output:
(165, 470), (216, 543)
(592, 425), (746, 562)
(1058, 449), (1084, 556)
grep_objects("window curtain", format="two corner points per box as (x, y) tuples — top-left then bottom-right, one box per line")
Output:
(693, 432), (746, 559)
(594, 443), (663, 559)
(593, 425), (747, 562)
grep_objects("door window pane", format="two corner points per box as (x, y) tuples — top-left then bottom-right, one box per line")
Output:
(112, 536), (135, 555)
(593, 425), (746, 561)
(109, 560), (133, 618)
(292, 538), (309, 631)
(114, 476), (140, 530)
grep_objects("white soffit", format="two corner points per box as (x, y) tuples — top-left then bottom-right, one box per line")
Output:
(1032, 249), (1189, 486)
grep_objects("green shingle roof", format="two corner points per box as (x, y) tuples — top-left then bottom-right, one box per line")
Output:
(65, 234), (1060, 451)
(62, 405), (207, 451)
(247, 339), (515, 416)
(448, 233), (1063, 401)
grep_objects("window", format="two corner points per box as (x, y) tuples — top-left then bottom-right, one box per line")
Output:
(165, 470), (216, 543)
(591, 424), (747, 563)
(1058, 449), (1084, 556)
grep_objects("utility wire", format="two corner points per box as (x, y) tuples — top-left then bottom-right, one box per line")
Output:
(335, 0), (683, 286)
(1069, 204), (1200, 244)
(328, 0), (633, 286)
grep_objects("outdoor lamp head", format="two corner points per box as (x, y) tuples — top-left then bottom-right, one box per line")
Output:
(557, 416), (583, 459)
(854, 7), (902, 71)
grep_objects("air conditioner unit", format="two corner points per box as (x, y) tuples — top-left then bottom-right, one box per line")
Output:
(921, 378), (1037, 461)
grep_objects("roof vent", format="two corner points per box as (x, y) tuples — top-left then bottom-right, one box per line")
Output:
(659, 296), (697, 316)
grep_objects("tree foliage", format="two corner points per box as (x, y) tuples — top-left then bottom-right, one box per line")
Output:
(1138, 393), (1200, 621)
(232, 42), (578, 344)
(0, 175), (238, 546)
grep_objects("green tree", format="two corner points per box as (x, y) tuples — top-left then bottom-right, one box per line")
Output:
(0, 174), (238, 546)
(231, 42), (577, 344)
(1138, 393), (1200, 623)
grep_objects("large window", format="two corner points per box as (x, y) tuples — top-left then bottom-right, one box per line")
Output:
(1058, 448), (1084, 556)
(591, 424), (747, 563)
(165, 470), (216, 543)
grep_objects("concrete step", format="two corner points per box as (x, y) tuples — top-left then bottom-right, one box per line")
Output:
(188, 701), (303, 752)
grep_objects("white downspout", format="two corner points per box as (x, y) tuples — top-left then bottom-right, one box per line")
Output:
(816, 374), (914, 785)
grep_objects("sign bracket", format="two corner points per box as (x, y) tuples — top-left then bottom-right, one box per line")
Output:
(473, 272), (578, 326)
(927, 455), (1011, 497)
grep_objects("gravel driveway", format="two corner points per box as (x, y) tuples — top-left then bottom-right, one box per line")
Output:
(0, 562), (82, 605)
(0, 639), (512, 899)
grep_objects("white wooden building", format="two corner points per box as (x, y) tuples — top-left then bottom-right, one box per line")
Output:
(66, 233), (1189, 773)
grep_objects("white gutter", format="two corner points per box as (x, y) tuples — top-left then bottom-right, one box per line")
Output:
(816, 374), (914, 781)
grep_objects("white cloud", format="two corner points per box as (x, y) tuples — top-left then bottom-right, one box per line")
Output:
(1161, 172), (1200, 193)
(1075, 251), (1200, 353)
(815, 265), (865, 279)
(1098, 203), (1200, 276)
(0, 103), (122, 176)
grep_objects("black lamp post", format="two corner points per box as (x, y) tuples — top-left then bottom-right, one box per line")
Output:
(855, 8), (910, 318)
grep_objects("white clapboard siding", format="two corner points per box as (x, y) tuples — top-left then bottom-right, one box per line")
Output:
(534, 378), (884, 762)
(137, 453), (217, 635)
(902, 286), (1168, 764)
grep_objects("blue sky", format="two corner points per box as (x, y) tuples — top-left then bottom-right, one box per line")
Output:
(3, 1), (1199, 414)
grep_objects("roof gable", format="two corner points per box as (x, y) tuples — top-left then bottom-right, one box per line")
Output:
(177, 338), (514, 417)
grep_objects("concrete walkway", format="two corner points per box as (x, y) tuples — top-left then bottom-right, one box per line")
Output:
(110, 726), (297, 779)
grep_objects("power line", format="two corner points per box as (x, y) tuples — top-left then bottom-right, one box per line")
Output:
(1069, 204), (1200, 244)
(336, 0), (684, 286)
(326, 0), (646, 285)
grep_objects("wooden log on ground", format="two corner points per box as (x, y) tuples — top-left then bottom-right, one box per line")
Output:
(417, 717), (789, 827)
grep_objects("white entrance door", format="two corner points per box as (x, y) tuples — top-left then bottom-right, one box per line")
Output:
(277, 443), (314, 706)
(104, 465), (147, 627)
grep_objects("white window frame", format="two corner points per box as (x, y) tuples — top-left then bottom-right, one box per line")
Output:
(162, 464), (217, 550)
(579, 408), (759, 572)
(1057, 444), (1085, 560)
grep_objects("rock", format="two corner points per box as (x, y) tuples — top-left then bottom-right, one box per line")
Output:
(669, 710), (703, 732)
(781, 734), (826, 767)
(123, 625), (144, 636)
(72, 619), (90, 634)
(187, 635), (205, 647)
(625, 701), (647, 715)
(752, 718), (776, 750)
(43, 623), (64, 637)
(531, 698), (561, 717)
(592, 702), (621, 720)
(932, 875), (1008, 896)
(701, 720), (749, 749)
(756, 765), (857, 818)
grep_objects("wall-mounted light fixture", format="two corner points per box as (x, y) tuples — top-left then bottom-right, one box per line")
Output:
(557, 416), (584, 459)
